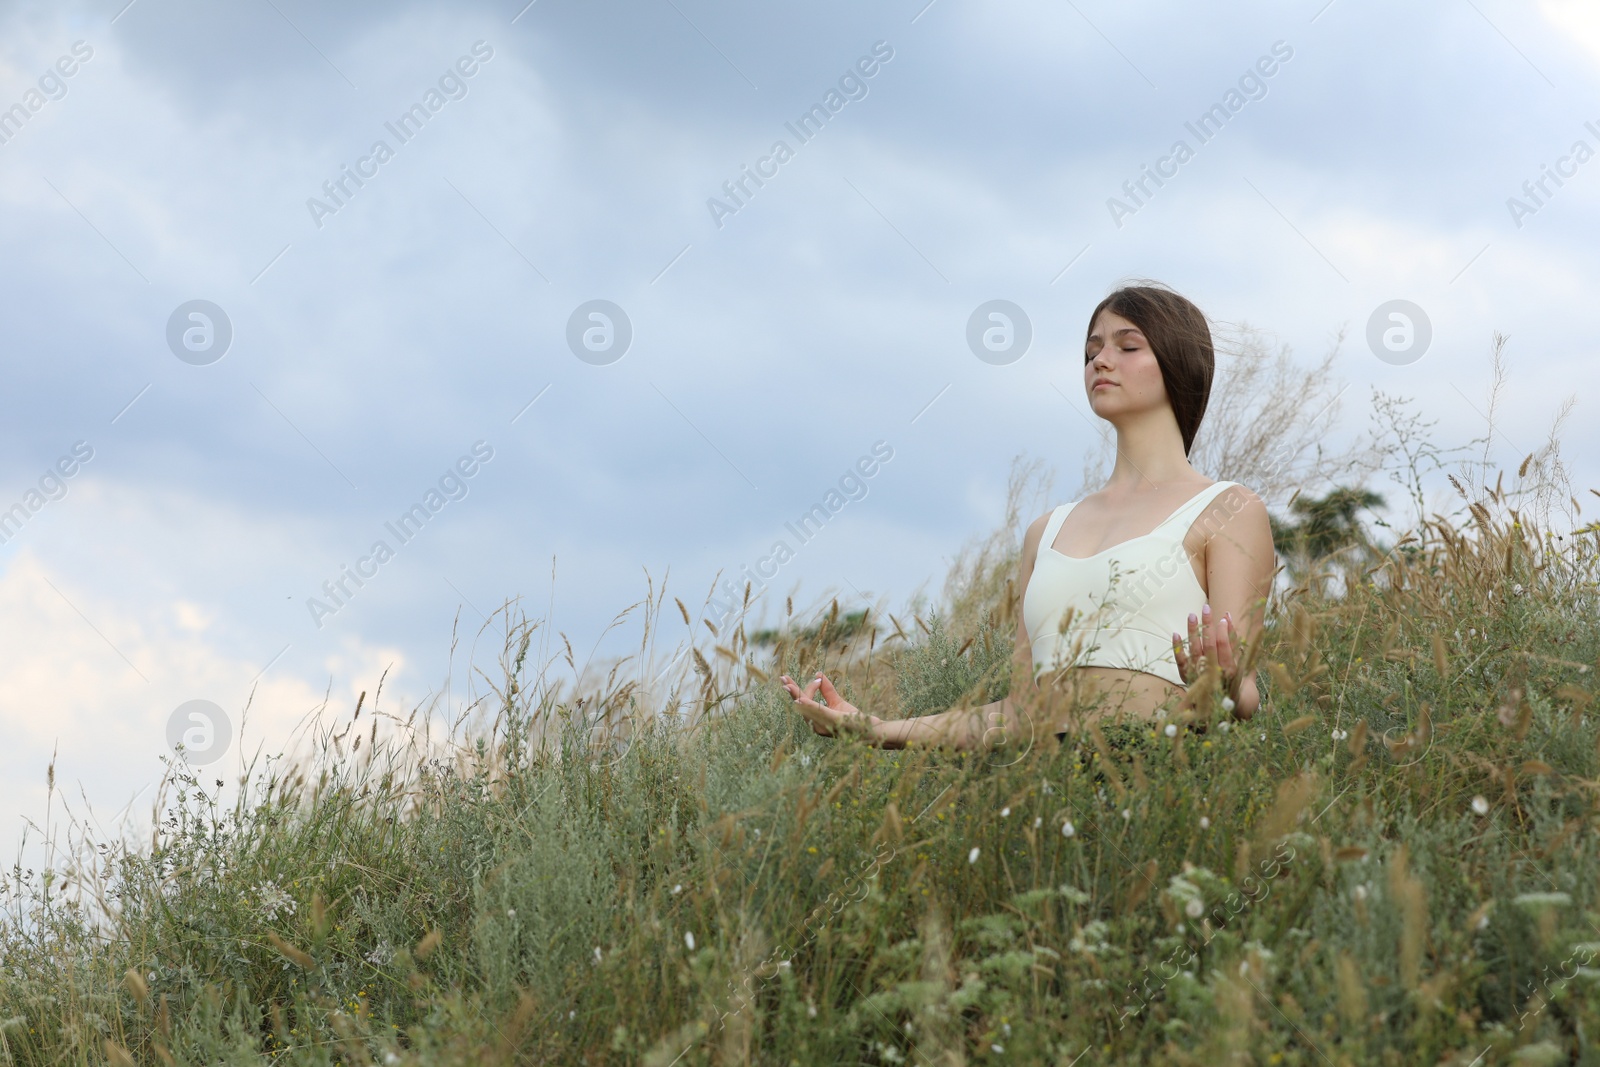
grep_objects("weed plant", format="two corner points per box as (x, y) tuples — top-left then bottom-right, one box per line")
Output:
(3, 473), (1600, 1066)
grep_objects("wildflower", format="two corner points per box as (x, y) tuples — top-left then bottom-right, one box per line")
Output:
(1000, 806), (1010, 817)
(672, 884), (683, 894)
(1121, 809), (1131, 822)
(1332, 729), (1348, 741)
(1512, 583), (1524, 595)
(385, 1054), (400, 1066)
(365, 941), (394, 966)
(1033, 816), (1042, 828)
(252, 879), (297, 922)
(991, 1044), (1005, 1054)
(1471, 796), (1489, 815)
(969, 847), (981, 864)
(1199, 817), (1210, 830)
(1259, 733), (1266, 741)
(807, 1001), (817, 1018)
(593, 946), (602, 964)
(800, 754), (811, 768)
(1164, 724), (1178, 737)
(1185, 898), (1204, 918)
(1221, 696), (1236, 713)
(1062, 821), (1076, 838)
(1218, 721), (1231, 733)
(1352, 885), (1367, 901)
(507, 909), (516, 918)
(685, 932), (696, 950)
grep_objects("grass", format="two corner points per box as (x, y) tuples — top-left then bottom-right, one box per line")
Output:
(4, 472), (1600, 1066)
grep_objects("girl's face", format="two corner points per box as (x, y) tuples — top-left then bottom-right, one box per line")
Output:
(1084, 309), (1167, 419)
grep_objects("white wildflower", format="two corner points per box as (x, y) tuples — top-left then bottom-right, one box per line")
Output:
(1221, 697), (1235, 713)
(1218, 720), (1231, 733)
(1000, 806), (1010, 817)
(1352, 885), (1367, 901)
(1471, 796), (1489, 815)
(593, 946), (602, 964)
(685, 932), (696, 950)
(1199, 817), (1210, 830)
(1164, 724), (1178, 737)
(252, 879), (297, 922)
(1185, 898), (1204, 918)
(991, 1044), (1004, 1054)
(1033, 816), (1042, 828)
(1062, 820), (1076, 838)
(1121, 808), (1131, 822)
(800, 754), (811, 768)
(672, 884), (683, 894)
(968, 847), (981, 864)
(1332, 729), (1348, 741)
(385, 1054), (400, 1066)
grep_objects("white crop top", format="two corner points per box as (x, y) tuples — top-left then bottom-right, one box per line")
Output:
(1022, 481), (1239, 688)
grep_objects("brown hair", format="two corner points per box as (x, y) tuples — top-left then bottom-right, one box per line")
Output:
(1085, 281), (1214, 455)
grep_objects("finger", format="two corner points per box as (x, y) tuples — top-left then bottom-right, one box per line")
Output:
(1172, 633), (1190, 681)
(1216, 617), (1237, 676)
(1201, 605), (1221, 677)
(817, 673), (844, 706)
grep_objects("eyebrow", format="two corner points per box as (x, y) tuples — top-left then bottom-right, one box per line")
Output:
(1085, 327), (1145, 343)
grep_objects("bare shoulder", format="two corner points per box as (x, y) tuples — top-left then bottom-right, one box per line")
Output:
(1206, 483), (1272, 544)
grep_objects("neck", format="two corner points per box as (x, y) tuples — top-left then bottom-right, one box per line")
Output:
(1104, 409), (1193, 489)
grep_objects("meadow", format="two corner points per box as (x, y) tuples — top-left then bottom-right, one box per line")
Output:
(4, 447), (1600, 1065)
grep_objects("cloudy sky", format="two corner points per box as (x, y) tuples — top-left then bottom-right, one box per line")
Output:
(2, 0), (1596, 870)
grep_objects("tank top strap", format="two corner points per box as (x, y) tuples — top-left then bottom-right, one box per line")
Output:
(1039, 502), (1076, 551)
(1161, 480), (1238, 534)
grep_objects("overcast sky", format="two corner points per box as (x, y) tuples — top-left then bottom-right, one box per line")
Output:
(3, 0), (1597, 871)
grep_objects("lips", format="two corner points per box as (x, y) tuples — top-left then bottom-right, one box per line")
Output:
(1092, 380), (1116, 390)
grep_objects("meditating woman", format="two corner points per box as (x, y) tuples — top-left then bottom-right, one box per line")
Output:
(780, 282), (1277, 752)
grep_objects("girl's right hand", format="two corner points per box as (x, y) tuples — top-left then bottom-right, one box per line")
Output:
(780, 673), (881, 739)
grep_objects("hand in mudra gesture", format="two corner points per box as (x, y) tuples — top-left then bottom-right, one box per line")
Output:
(1172, 603), (1246, 710)
(780, 672), (881, 738)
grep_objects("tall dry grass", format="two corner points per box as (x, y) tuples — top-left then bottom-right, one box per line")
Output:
(3, 353), (1599, 1065)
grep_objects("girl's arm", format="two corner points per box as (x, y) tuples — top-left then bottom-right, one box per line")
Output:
(1194, 485), (1277, 719)
(783, 510), (1050, 751)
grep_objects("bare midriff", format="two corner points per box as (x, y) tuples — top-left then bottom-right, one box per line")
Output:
(1029, 664), (1185, 738)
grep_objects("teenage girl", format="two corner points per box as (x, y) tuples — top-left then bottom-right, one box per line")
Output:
(780, 283), (1277, 751)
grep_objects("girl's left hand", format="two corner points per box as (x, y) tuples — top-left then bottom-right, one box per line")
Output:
(1172, 604), (1244, 706)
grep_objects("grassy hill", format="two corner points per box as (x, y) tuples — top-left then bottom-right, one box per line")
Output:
(4, 478), (1599, 1066)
